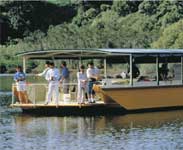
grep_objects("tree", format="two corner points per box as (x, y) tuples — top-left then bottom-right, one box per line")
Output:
(152, 20), (183, 48)
(112, 1), (141, 16)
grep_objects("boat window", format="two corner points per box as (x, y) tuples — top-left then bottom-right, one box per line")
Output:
(159, 62), (181, 86)
(106, 56), (130, 87)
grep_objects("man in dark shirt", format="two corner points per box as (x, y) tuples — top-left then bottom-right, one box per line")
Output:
(159, 63), (169, 80)
(60, 61), (70, 94)
(128, 64), (140, 78)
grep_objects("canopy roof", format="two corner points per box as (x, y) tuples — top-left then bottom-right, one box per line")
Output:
(16, 49), (183, 63)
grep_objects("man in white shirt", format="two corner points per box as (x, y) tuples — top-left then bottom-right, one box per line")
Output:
(45, 62), (60, 105)
(36, 61), (50, 79)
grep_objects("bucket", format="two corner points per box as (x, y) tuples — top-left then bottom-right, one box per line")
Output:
(63, 94), (71, 102)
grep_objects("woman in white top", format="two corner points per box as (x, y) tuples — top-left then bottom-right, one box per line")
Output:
(77, 65), (87, 104)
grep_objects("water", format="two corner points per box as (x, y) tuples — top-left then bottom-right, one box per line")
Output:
(1, 104), (183, 150)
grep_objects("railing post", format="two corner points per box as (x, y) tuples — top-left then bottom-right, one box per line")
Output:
(12, 84), (15, 105)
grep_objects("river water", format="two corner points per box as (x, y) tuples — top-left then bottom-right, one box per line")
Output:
(1, 104), (183, 150)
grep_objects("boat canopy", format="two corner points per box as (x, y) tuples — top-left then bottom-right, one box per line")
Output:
(16, 48), (183, 63)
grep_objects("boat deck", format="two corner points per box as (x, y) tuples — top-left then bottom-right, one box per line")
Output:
(10, 101), (124, 115)
(11, 101), (110, 108)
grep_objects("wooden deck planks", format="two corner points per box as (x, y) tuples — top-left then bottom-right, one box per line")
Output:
(10, 101), (117, 108)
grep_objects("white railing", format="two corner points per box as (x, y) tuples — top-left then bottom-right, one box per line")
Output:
(11, 78), (182, 105)
(12, 83), (78, 105)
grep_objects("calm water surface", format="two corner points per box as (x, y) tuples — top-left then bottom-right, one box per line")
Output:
(1, 105), (183, 150)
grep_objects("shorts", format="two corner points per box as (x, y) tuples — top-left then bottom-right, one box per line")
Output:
(16, 81), (26, 91)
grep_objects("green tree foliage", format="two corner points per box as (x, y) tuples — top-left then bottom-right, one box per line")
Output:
(139, 0), (183, 27)
(72, 7), (98, 26)
(1, 0), (183, 68)
(138, 1), (160, 15)
(112, 0), (141, 16)
(152, 20), (183, 48)
(0, 1), (76, 39)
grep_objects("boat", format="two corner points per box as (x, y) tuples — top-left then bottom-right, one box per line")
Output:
(10, 49), (183, 115)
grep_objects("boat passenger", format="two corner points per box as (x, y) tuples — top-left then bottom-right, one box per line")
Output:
(36, 61), (50, 79)
(13, 65), (29, 104)
(86, 62), (98, 103)
(159, 63), (169, 81)
(60, 61), (70, 94)
(77, 65), (88, 104)
(128, 64), (140, 78)
(45, 62), (60, 105)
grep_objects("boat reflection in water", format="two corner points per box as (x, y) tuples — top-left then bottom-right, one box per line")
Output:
(12, 110), (183, 150)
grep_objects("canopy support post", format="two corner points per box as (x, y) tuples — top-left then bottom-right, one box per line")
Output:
(181, 56), (183, 84)
(79, 57), (82, 68)
(52, 56), (56, 65)
(156, 55), (159, 86)
(104, 58), (107, 79)
(130, 54), (133, 86)
(23, 56), (26, 73)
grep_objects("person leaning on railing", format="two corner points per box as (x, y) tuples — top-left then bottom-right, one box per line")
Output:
(13, 65), (29, 104)
(36, 61), (51, 79)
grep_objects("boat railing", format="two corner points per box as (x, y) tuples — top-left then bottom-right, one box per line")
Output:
(11, 77), (182, 105)
(11, 83), (78, 105)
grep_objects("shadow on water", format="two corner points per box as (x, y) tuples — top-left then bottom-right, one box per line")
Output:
(13, 110), (183, 131)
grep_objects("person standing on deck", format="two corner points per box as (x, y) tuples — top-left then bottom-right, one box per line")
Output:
(45, 62), (60, 105)
(60, 61), (70, 94)
(13, 65), (29, 104)
(77, 65), (88, 104)
(86, 62), (98, 103)
(36, 61), (50, 79)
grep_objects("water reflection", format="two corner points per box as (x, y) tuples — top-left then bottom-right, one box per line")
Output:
(1, 110), (183, 150)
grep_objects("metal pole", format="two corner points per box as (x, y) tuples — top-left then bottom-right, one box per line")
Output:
(23, 56), (26, 73)
(130, 54), (133, 86)
(33, 84), (36, 107)
(156, 56), (159, 86)
(104, 58), (107, 79)
(79, 57), (82, 67)
(181, 56), (183, 84)
(52, 56), (55, 65)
